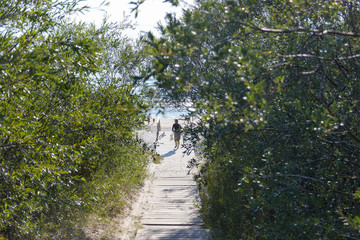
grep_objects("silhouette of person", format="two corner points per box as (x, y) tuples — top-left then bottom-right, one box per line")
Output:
(172, 119), (182, 149)
(156, 118), (161, 141)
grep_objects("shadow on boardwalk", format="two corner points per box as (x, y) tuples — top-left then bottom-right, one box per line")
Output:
(161, 149), (176, 158)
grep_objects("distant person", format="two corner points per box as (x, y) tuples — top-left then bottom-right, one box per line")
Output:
(172, 119), (182, 149)
(156, 118), (161, 141)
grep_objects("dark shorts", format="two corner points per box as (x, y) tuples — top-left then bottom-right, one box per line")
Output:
(174, 132), (181, 141)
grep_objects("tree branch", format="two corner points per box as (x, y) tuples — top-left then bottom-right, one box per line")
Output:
(277, 53), (360, 60)
(254, 27), (360, 38)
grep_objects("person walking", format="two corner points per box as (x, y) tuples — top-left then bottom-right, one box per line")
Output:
(172, 119), (182, 149)
(156, 118), (161, 141)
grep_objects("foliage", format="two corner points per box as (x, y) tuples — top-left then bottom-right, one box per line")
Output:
(0, 0), (149, 239)
(145, 0), (360, 239)
(77, 136), (148, 239)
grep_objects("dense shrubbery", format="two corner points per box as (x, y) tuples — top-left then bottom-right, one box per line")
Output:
(145, 0), (360, 239)
(0, 1), (149, 239)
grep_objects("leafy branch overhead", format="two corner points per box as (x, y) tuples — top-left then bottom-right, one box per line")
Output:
(144, 0), (360, 239)
(0, 0), (149, 239)
(130, 0), (180, 17)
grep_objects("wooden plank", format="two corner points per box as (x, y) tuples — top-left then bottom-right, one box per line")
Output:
(154, 176), (194, 179)
(155, 176), (195, 178)
(137, 230), (209, 236)
(145, 210), (197, 215)
(150, 194), (198, 199)
(153, 176), (195, 179)
(149, 189), (198, 195)
(146, 199), (196, 204)
(136, 235), (209, 240)
(148, 205), (196, 212)
(150, 188), (198, 198)
(150, 189), (198, 196)
(136, 226), (210, 231)
(142, 212), (200, 218)
(135, 227), (210, 240)
(141, 219), (204, 225)
(150, 186), (197, 191)
(151, 181), (196, 186)
(141, 219), (203, 225)
(153, 172), (194, 177)
(141, 211), (203, 225)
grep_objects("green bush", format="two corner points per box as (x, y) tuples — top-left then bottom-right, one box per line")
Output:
(145, 0), (360, 238)
(0, 0), (150, 238)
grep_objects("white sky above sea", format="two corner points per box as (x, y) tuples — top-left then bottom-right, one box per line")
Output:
(73, 0), (193, 38)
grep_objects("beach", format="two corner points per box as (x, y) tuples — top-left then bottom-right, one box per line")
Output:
(140, 118), (190, 147)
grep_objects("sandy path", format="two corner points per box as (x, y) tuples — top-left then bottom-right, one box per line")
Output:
(116, 118), (210, 239)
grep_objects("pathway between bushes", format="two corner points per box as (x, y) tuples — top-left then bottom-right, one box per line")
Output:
(119, 118), (211, 240)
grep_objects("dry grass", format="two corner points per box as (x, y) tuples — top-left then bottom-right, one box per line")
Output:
(152, 153), (163, 164)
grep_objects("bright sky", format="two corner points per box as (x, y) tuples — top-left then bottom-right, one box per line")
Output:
(74, 0), (193, 38)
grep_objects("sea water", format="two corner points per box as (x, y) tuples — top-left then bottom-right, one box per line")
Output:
(148, 107), (189, 119)
(141, 78), (193, 119)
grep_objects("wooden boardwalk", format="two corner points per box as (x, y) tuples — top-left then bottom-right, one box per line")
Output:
(134, 119), (211, 240)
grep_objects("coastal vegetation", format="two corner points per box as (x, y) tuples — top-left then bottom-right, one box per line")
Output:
(144, 0), (360, 239)
(2, 0), (360, 239)
(0, 1), (150, 239)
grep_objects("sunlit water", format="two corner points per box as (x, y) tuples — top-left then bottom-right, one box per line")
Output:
(141, 78), (193, 119)
(148, 107), (189, 119)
